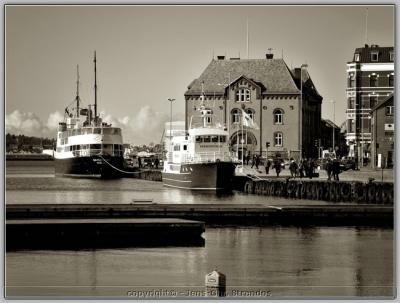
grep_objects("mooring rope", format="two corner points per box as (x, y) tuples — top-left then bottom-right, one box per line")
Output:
(98, 155), (141, 174)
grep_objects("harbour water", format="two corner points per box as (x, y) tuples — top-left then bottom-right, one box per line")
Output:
(5, 161), (394, 298)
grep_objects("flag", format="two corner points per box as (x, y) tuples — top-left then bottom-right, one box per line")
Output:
(241, 109), (259, 129)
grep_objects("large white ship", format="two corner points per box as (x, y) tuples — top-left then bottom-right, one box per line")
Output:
(162, 101), (237, 190)
(54, 52), (125, 178)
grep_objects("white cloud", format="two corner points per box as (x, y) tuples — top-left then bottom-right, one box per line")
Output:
(6, 106), (182, 144)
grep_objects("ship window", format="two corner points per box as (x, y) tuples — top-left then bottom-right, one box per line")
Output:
(94, 128), (101, 134)
(92, 144), (101, 150)
(173, 145), (180, 151)
(56, 147), (62, 152)
(183, 145), (187, 151)
(203, 136), (211, 143)
(219, 136), (226, 143)
(195, 136), (202, 143)
(211, 135), (218, 143)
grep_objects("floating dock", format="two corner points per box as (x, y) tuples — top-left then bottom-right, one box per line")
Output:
(6, 203), (393, 227)
(6, 217), (205, 250)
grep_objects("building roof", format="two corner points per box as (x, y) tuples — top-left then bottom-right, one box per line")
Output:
(185, 58), (301, 95)
(370, 94), (394, 112)
(351, 45), (394, 63)
(322, 118), (340, 129)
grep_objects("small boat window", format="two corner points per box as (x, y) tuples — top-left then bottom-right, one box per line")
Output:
(211, 136), (218, 143)
(219, 136), (226, 143)
(203, 136), (211, 143)
(195, 136), (202, 143)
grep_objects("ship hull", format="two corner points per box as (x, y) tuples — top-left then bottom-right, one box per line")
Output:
(162, 162), (236, 190)
(54, 155), (124, 179)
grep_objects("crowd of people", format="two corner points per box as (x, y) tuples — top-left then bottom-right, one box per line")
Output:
(244, 152), (342, 180)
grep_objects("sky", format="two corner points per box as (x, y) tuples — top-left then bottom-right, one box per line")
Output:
(5, 5), (394, 145)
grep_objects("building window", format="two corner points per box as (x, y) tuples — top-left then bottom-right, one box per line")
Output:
(369, 96), (378, 108)
(371, 52), (379, 62)
(231, 108), (240, 124)
(349, 119), (355, 133)
(389, 74), (394, 87)
(348, 97), (355, 109)
(273, 109), (283, 124)
(386, 106), (394, 116)
(354, 53), (360, 62)
(370, 74), (378, 87)
(245, 108), (255, 121)
(390, 52), (394, 62)
(236, 89), (250, 102)
(274, 132), (283, 147)
(348, 73), (355, 87)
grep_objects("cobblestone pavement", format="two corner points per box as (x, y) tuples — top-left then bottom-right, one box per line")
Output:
(237, 165), (394, 183)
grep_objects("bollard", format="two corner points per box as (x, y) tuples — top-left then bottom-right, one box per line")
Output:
(205, 269), (226, 297)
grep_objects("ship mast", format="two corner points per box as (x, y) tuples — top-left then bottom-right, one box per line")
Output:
(94, 51), (98, 123)
(75, 65), (80, 119)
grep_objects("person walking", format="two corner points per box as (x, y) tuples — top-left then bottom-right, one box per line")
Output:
(251, 154), (256, 168)
(299, 159), (304, 178)
(246, 152), (251, 165)
(265, 159), (271, 175)
(289, 158), (298, 178)
(154, 158), (160, 169)
(326, 158), (333, 181)
(255, 155), (260, 170)
(332, 158), (341, 181)
(273, 159), (282, 177)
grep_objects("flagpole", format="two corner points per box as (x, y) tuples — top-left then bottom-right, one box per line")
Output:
(241, 116), (244, 166)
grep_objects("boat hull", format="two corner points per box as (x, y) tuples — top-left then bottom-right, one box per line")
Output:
(54, 155), (124, 179)
(162, 162), (236, 190)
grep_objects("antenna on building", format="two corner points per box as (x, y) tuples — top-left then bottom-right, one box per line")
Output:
(246, 17), (249, 59)
(365, 8), (369, 45)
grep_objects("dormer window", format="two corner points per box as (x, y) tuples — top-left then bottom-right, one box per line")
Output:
(371, 52), (379, 62)
(390, 51), (394, 62)
(355, 53), (360, 62)
(236, 88), (250, 102)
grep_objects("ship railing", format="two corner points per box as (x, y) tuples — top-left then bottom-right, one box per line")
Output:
(181, 151), (234, 164)
(72, 149), (123, 157)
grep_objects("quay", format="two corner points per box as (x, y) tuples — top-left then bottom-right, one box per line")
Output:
(6, 217), (205, 250)
(6, 203), (393, 227)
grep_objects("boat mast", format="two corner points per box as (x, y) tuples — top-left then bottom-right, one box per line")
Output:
(94, 51), (97, 123)
(75, 65), (80, 119)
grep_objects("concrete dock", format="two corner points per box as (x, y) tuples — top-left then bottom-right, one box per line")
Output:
(6, 203), (393, 227)
(6, 217), (205, 250)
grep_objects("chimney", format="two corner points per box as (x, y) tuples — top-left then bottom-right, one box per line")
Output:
(266, 53), (274, 59)
(365, 44), (369, 48)
(217, 55), (225, 60)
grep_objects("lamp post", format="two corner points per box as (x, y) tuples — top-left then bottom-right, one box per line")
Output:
(299, 64), (308, 160)
(168, 98), (175, 163)
(328, 100), (336, 154)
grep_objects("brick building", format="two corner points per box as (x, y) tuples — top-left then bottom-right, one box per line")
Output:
(345, 44), (394, 166)
(370, 94), (394, 168)
(184, 53), (322, 160)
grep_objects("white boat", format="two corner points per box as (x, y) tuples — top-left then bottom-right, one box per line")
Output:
(54, 52), (125, 178)
(162, 103), (237, 190)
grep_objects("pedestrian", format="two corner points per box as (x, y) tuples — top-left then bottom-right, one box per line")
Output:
(298, 159), (304, 178)
(154, 158), (160, 169)
(251, 154), (256, 168)
(332, 158), (341, 181)
(255, 154), (260, 170)
(273, 159), (281, 177)
(303, 159), (309, 178)
(265, 159), (271, 175)
(326, 158), (333, 181)
(289, 158), (298, 178)
(246, 152), (251, 165)
(308, 159), (315, 179)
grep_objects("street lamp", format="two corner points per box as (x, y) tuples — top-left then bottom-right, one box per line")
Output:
(299, 64), (308, 160)
(328, 100), (336, 154)
(167, 98), (175, 162)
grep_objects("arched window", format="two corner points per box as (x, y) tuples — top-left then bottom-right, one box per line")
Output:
(245, 108), (255, 121)
(236, 88), (250, 102)
(231, 108), (240, 124)
(273, 109), (284, 125)
(274, 132), (283, 147)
